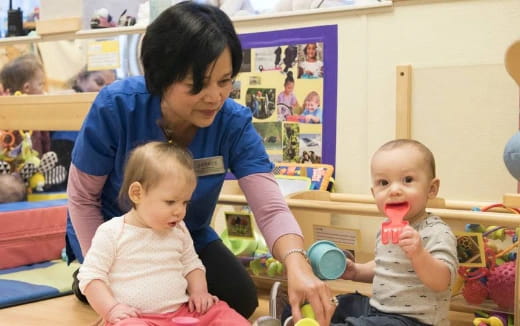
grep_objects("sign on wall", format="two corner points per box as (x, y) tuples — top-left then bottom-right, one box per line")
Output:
(237, 25), (338, 167)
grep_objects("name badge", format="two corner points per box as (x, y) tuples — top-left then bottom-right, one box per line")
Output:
(193, 156), (226, 176)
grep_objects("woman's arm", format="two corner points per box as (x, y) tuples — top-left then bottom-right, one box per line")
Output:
(67, 164), (107, 255)
(238, 173), (335, 326)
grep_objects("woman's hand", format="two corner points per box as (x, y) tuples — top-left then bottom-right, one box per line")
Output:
(286, 255), (335, 326)
(188, 292), (219, 314)
(105, 303), (140, 323)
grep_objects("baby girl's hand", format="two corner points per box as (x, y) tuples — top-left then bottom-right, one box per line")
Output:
(398, 225), (424, 260)
(188, 292), (219, 314)
(105, 303), (141, 323)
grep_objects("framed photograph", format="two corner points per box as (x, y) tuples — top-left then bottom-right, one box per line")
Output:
(224, 211), (255, 239)
(455, 232), (486, 267)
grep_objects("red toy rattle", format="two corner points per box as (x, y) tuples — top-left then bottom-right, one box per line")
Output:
(381, 202), (410, 244)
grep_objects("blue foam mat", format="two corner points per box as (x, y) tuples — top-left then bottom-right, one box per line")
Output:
(0, 259), (80, 308)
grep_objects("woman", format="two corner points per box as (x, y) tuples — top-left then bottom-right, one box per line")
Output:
(66, 2), (335, 325)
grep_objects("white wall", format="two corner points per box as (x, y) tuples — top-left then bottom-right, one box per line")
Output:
(236, 0), (520, 201)
(235, 0), (520, 252)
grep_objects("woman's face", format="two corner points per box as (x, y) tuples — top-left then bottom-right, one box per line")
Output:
(161, 47), (233, 128)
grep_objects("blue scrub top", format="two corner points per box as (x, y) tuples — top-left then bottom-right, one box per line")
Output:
(67, 76), (273, 262)
(51, 131), (79, 142)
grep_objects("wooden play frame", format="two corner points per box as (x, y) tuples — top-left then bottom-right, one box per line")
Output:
(217, 182), (520, 324)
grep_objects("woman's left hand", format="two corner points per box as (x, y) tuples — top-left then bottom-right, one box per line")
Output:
(286, 255), (335, 325)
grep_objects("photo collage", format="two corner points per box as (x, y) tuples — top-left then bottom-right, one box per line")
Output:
(230, 42), (325, 164)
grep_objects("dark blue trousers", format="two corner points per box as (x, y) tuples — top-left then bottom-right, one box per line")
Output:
(330, 292), (431, 326)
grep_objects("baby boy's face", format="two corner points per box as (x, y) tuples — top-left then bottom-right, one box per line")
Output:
(370, 146), (438, 223)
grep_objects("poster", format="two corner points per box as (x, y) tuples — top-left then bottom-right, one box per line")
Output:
(237, 25), (338, 167)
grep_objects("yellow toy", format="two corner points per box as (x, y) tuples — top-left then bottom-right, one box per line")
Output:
(28, 172), (45, 193)
(18, 130), (40, 168)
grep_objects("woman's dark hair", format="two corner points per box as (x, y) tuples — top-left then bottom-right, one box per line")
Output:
(141, 1), (243, 96)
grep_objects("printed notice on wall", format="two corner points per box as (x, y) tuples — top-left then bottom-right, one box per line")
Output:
(87, 39), (120, 71)
(313, 224), (360, 251)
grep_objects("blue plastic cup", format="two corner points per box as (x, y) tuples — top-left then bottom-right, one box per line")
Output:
(307, 240), (347, 280)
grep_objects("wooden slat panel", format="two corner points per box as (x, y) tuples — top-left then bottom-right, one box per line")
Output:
(396, 65), (412, 139)
(0, 93), (95, 130)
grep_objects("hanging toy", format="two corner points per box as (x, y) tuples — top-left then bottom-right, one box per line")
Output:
(29, 172), (45, 192)
(487, 261), (516, 310)
(17, 130), (40, 167)
(462, 279), (488, 305)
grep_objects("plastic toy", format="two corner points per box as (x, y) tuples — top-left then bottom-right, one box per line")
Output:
(282, 304), (318, 326)
(473, 311), (512, 326)
(90, 8), (116, 29)
(250, 257), (283, 278)
(118, 9), (136, 27)
(457, 213), (517, 315)
(220, 228), (285, 277)
(381, 202), (409, 244)
(29, 172), (44, 192)
(503, 131), (520, 180)
(487, 261), (516, 310)
(462, 279), (489, 305)
(0, 129), (67, 193)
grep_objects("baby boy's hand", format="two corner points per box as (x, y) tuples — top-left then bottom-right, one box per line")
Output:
(188, 292), (219, 314)
(105, 303), (140, 323)
(398, 225), (424, 260)
(340, 259), (357, 280)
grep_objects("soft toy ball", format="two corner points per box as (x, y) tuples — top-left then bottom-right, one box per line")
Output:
(503, 131), (520, 180)
(487, 261), (516, 310)
(462, 279), (488, 305)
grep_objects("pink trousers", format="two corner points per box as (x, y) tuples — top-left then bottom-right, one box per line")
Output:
(105, 301), (250, 326)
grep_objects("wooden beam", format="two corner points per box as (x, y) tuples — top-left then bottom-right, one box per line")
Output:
(218, 193), (520, 228)
(0, 93), (95, 131)
(396, 65), (412, 139)
(36, 17), (81, 36)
